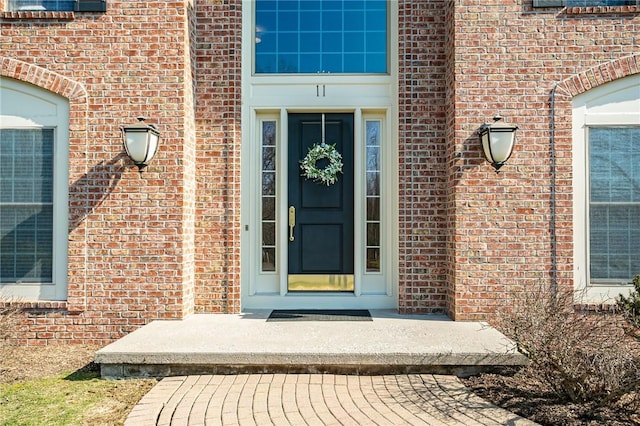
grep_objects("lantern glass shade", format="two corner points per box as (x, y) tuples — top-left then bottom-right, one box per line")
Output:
(121, 118), (160, 170)
(479, 118), (518, 172)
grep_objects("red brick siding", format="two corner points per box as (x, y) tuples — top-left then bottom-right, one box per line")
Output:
(192, 0), (242, 313)
(397, 0), (450, 313)
(447, 0), (640, 319)
(1, 1), (198, 343)
(1, 0), (639, 343)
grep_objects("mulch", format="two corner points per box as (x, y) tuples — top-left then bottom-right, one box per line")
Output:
(462, 370), (640, 426)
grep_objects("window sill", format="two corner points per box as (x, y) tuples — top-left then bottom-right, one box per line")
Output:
(565, 5), (640, 13)
(0, 300), (68, 311)
(1, 11), (74, 20)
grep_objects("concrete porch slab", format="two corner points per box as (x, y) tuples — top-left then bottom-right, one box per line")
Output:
(95, 310), (527, 378)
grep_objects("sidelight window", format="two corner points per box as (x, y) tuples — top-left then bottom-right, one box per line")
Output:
(365, 120), (381, 272)
(261, 120), (277, 272)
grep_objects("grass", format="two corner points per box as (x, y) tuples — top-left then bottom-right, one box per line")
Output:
(0, 346), (156, 426)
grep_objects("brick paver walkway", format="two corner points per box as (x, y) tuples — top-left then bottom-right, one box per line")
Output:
(125, 374), (536, 425)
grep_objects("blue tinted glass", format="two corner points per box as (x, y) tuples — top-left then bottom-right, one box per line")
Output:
(280, 0), (298, 10)
(322, 33), (342, 53)
(300, 54), (321, 73)
(344, 53), (365, 71)
(301, 0), (321, 10)
(300, 11), (321, 30)
(278, 33), (299, 52)
(323, 53), (342, 72)
(366, 10), (386, 28)
(255, 0), (388, 74)
(256, 54), (278, 73)
(366, 53), (386, 73)
(368, 32), (387, 53)
(345, 0), (365, 8)
(345, 33), (365, 52)
(280, 12), (299, 31)
(279, 53), (299, 73)
(344, 11), (364, 31)
(300, 33), (321, 51)
(322, 11), (342, 31)
(257, 0), (277, 11)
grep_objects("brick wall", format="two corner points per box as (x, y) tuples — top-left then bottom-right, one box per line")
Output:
(397, 0), (450, 313)
(192, 0), (242, 313)
(446, 0), (640, 319)
(1, 1), (198, 343)
(1, 0), (639, 343)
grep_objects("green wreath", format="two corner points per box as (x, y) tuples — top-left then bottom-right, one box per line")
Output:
(300, 142), (343, 186)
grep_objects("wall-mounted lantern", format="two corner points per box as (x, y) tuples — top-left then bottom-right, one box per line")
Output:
(478, 115), (518, 172)
(121, 117), (160, 171)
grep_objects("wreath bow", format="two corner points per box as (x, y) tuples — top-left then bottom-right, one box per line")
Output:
(300, 142), (343, 186)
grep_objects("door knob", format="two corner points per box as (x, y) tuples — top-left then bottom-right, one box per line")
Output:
(288, 206), (296, 242)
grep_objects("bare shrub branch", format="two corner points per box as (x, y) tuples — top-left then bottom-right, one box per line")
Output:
(617, 275), (640, 341)
(498, 284), (640, 405)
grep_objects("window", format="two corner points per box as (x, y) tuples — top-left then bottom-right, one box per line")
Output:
(261, 120), (277, 272)
(7, 0), (106, 12)
(588, 127), (640, 283)
(365, 120), (381, 272)
(0, 77), (68, 301)
(0, 129), (54, 285)
(573, 74), (640, 299)
(534, 0), (638, 7)
(9, 0), (73, 10)
(255, 0), (388, 74)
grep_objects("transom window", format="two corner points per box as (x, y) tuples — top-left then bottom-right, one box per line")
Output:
(255, 0), (388, 74)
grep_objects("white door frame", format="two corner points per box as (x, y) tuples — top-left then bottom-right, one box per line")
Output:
(239, 0), (399, 310)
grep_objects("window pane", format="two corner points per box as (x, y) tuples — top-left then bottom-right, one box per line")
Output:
(262, 172), (276, 195)
(566, 0), (636, 5)
(366, 171), (380, 196)
(262, 248), (276, 272)
(366, 197), (380, 221)
(366, 248), (380, 272)
(262, 197), (276, 220)
(0, 206), (53, 283)
(590, 128), (640, 203)
(262, 222), (276, 246)
(255, 0), (388, 74)
(589, 127), (640, 282)
(8, 0), (74, 11)
(367, 223), (380, 246)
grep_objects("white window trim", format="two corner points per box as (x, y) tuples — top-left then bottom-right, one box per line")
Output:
(572, 74), (640, 303)
(0, 77), (69, 301)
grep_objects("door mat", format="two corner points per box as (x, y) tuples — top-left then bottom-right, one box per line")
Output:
(267, 309), (372, 322)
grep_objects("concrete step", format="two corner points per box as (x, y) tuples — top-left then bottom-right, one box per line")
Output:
(95, 311), (527, 378)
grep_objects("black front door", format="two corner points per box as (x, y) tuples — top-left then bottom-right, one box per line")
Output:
(288, 113), (354, 291)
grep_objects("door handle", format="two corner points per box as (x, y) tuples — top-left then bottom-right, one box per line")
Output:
(288, 206), (296, 242)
